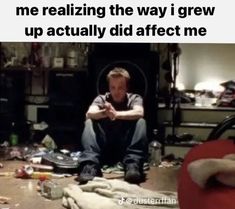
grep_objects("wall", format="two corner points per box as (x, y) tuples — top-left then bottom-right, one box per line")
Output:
(177, 44), (235, 90)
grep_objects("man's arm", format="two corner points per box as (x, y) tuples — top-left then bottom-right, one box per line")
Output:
(108, 105), (144, 120)
(116, 105), (144, 120)
(86, 105), (107, 120)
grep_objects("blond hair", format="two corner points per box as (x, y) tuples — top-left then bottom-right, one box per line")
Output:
(106, 67), (130, 83)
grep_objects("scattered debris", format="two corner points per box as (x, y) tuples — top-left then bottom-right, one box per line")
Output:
(159, 153), (184, 168)
(40, 180), (63, 200)
(29, 157), (42, 164)
(70, 151), (81, 161)
(41, 135), (57, 150)
(0, 195), (11, 204)
(0, 172), (14, 177)
(30, 164), (53, 172)
(32, 122), (48, 131)
(0, 141), (9, 147)
(102, 162), (149, 174)
(42, 152), (78, 174)
(8, 147), (23, 160)
(14, 164), (71, 179)
(60, 149), (70, 155)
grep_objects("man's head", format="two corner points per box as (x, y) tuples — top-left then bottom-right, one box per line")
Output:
(107, 67), (130, 103)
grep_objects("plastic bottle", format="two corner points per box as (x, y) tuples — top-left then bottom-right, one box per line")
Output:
(9, 122), (18, 146)
(66, 43), (78, 68)
(41, 43), (51, 68)
(149, 129), (162, 167)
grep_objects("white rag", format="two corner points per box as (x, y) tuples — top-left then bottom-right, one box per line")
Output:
(62, 177), (178, 209)
(188, 153), (235, 188)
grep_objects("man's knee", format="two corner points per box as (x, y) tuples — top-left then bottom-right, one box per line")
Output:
(85, 118), (93, 127)
(83, 119), (96, 133)
(136, 118), (146, 129)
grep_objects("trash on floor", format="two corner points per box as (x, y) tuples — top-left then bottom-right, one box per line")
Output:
(159, 153), (184, 168)
(0, 195), (11, 204)
(40, 180), (63, 200)
(41, 135), (57, 150)
(41, 152), (78, 174)
(0, 171), (14, 177)
(14, 164), (70, 179)
(102, 162), (149, 174)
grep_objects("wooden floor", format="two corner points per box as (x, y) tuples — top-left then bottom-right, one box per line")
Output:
(0, 160), (179, 209)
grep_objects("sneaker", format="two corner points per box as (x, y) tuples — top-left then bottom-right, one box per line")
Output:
(124, 163), (144, 184)
(78, 162), (102, 184)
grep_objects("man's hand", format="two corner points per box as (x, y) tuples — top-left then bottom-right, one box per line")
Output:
(104, 102), (117, 121)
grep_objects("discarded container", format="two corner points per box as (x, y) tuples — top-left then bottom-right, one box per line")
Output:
(41, 180), (63, 200)
(9, 122), (18, 146)
(149, 129), (162, 167)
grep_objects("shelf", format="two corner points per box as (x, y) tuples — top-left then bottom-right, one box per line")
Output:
(164, 143), (201, 147)
(163, 121), (217, 128)
(49, 125), (79, 132)
(49, 101), (80, 107)
(0, 67), (87, 72)
(163, 121), (235, 129)
(0, 67), (30, 71)
(159, 103), (235, 112)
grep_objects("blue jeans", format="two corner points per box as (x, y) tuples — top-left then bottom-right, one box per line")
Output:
(79, 118), (148, 166)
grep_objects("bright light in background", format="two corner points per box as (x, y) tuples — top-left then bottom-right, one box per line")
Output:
(176, 82), (185, 91)
(194, 80), (224, 107)
(194, 80), (225, 93)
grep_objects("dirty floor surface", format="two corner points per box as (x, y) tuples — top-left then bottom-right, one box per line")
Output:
(0, 160), (179, 209)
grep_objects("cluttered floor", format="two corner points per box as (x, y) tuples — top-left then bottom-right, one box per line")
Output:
(0, 144), (180, 209)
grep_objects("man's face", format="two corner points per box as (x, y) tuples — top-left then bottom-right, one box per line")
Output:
(109, 76), (128, 103)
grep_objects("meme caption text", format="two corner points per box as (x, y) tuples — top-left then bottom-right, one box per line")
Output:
(16, 3), (215, 39)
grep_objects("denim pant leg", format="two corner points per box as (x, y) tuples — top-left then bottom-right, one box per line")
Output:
(122, 118), (148, 166)
(79, 119), (106, 164)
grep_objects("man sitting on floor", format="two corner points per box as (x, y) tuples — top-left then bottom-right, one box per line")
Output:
(78, 67), (148, 184)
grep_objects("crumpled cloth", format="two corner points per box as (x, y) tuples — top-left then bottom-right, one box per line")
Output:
(188, 153), (235, 188)
(62, 177), (178, 209)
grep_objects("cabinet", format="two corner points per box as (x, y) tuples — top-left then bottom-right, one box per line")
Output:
(0, 69), (27, 142)
(0, 68), (88, 147)
(0, 42), (90, 145)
